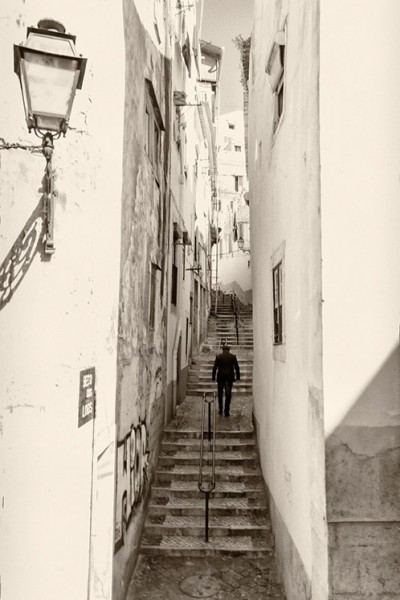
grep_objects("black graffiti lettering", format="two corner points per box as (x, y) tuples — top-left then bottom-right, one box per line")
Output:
(114, 420), (149, 553)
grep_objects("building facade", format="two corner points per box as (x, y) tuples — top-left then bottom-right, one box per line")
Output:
(215, 110), (251, 305)
(0, 2), (221, 599)
(247, 1), (400, 599)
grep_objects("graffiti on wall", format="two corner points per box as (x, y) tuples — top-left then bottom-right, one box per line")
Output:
(114, 421), (149, 552)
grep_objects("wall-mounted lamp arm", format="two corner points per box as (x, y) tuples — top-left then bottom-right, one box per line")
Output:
(42, 133), (56, 254)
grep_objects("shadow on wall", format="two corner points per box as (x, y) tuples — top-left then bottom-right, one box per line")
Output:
(326, 344), (400, 598)
(220, 280), (252, 306)
(0, 176), (52, 311)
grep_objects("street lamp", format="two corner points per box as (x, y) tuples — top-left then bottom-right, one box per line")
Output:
(14, 19), (87, 254)
(14, 19), (87, 136)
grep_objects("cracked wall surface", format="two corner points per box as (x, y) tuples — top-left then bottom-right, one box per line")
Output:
(112, 2), (172, 599)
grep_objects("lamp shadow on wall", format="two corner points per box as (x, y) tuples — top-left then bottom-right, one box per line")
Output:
(0, 173), (53, 311)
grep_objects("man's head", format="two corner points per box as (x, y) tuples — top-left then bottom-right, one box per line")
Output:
(222, 345), (230, 352)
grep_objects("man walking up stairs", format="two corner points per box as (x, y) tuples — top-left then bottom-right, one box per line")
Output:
(128, 292), (285, 599)
(212, 344), (241, 416)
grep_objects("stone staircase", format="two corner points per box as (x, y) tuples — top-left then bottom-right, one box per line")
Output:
(138, 292), (274, 558)
(187, 293), (254, 397)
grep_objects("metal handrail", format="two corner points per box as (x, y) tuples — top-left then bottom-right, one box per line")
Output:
(198, 391), (216, 542)
(230, 292), (240, 345)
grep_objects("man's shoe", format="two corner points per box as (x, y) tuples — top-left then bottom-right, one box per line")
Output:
(218, 411), (223, 415)
(224, 413), (230, 417)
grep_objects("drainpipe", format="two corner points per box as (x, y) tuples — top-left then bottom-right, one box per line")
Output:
(171, 317), (182, 417)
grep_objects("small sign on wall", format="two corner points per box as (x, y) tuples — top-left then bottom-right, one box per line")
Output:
(78, 367), (96, 427)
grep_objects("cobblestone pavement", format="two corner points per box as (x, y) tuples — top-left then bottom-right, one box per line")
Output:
(127, 555), (285, 600)
(165, 393), (254, 432)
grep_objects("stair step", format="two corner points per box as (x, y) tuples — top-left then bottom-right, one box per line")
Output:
(186, 386), (252, 391)
(155, 468), (262, 485)
(188, 377), (252, 383)
(190, 360), (253, 366)
(163, 429), (254, 439)
(145, 515), (271, 537)
(161, 439), (256, 451)
(140, 535), (271, 557)
(159, 453), (257, 467)
(151, 485), (264, 499)
(187, 387), (253, 396)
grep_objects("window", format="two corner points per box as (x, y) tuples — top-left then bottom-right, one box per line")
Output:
(144, 79), (165, 174)
(266, 29), (286, 134)
(228, 122), (235, 130)
(234, 175), (243, 191)
(275, 54), (285, 129)
(234, 145), (241, 152)
(149, 264), (159, 329)
(273, 262), (283, 344)
(144, 108), (150, 155)
(171, 245), (178, 306)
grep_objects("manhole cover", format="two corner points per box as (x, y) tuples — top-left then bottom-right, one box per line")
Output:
(179, 574), (221, 598)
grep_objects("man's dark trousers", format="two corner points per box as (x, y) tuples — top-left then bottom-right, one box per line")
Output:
(217, 380), (233, 415)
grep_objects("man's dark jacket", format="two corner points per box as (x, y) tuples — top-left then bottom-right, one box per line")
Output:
(212, 349), (240, 382)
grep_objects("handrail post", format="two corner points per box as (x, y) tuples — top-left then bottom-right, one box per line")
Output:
(205, 491), (210, 542)
(198, 391), (217, 543)
(208, 400), (212, 441)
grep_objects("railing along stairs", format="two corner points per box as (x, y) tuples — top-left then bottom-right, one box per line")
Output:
(198, 392), (216, 542)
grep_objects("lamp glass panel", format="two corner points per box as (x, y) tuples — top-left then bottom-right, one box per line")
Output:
(23, 52), (78, 120)
(26, 33), (75, 56)
(35, 114), (64, 132)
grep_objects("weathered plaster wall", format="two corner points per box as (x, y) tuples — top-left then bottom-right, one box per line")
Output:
(0, 2), (124, 600)
(112, 1), (172, 598)
(320, 2), (400, 596)
(166, 2), (212, 420)
(249, 1), (327, 598)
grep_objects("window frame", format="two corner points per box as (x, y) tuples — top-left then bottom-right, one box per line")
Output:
(234, 175), (243, 192)
(171, 243), (178, 307)
(144, 79), (165, 178)
(266, 27), (287, 136)
(149, 263), (159, 330)
(272, 261), (283, 345)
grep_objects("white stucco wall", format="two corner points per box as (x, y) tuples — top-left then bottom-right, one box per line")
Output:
(320, 0), (400, 435)
(0, 2), (124, 599)
(249, 1), (326, 597)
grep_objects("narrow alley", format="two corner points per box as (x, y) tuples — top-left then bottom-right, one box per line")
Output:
(1, 1), (399, 600)
(128, 291), (285, 599)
